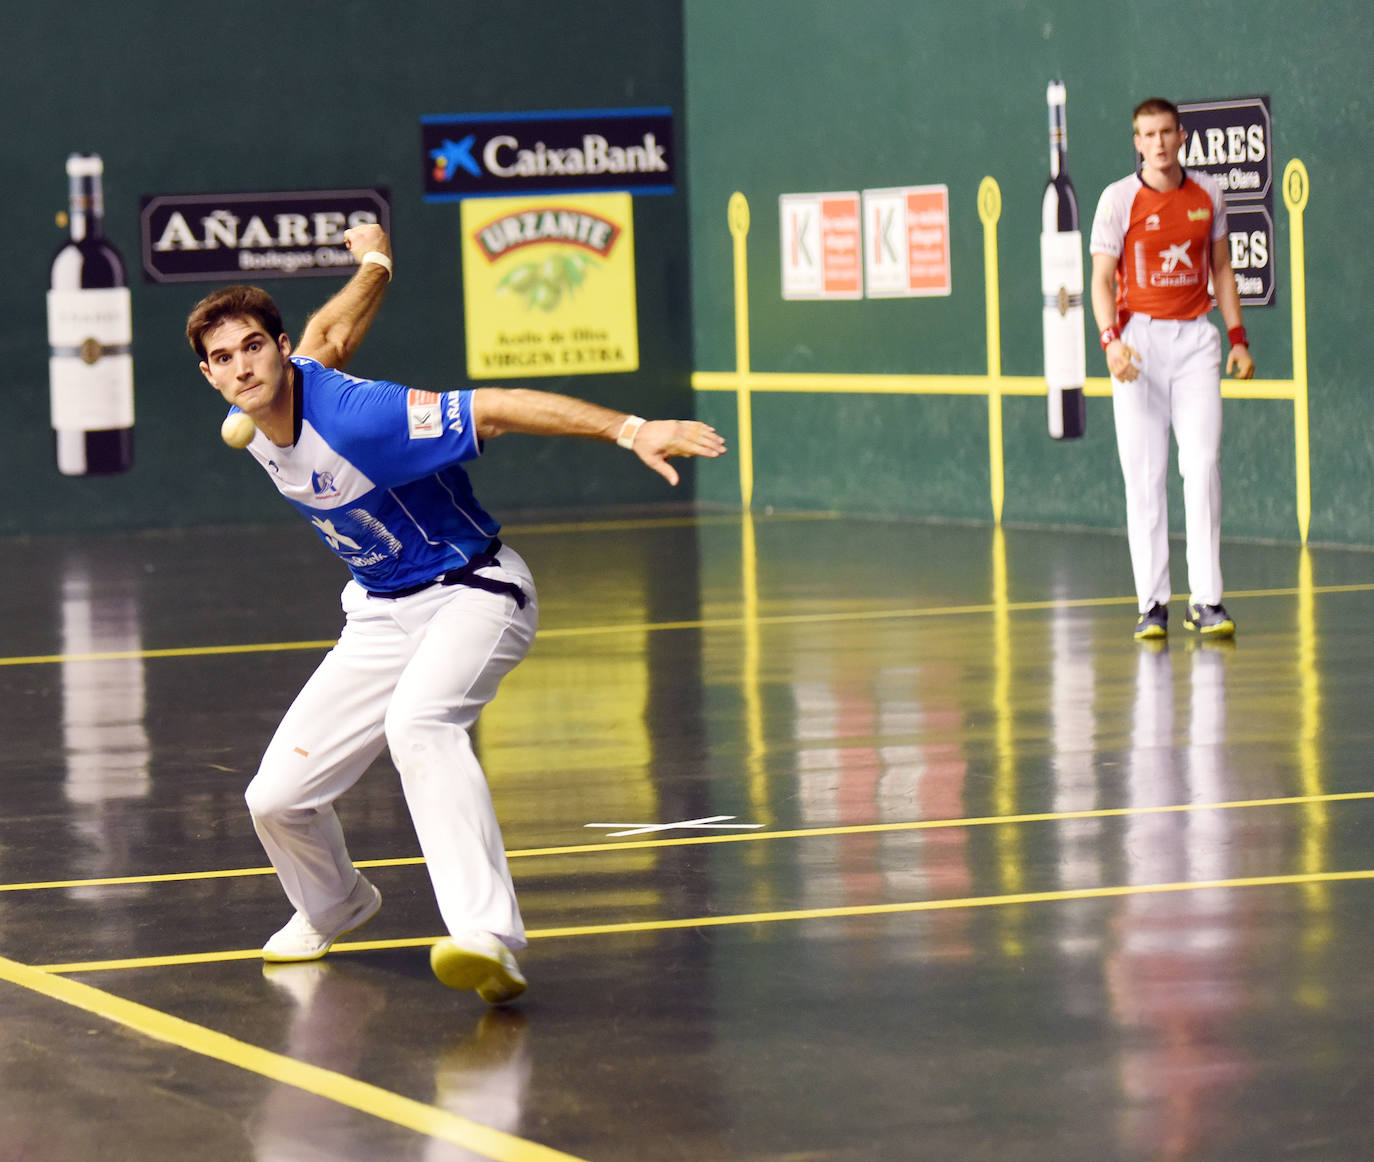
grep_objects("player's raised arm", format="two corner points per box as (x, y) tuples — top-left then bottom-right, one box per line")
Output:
(470, 387), (727, 486)
(294, 224), (394, 370)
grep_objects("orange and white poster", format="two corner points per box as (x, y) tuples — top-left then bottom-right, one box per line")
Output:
(460, 192), (638, 379)
(780, 192), (862, 300)
(862, 185), (951, 297)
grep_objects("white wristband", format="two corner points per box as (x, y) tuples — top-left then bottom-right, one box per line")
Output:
(360, 250), (393, 279)
(616, 415), (646, 449)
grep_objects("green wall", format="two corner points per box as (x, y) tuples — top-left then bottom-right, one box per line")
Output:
(7, 2), (1371, 548)
(684, 1), (1374, 547)
(2, 1), (690, 536)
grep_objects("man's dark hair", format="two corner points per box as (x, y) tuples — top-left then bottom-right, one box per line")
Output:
(186, 285), (285, 361)
(1132, 97), (1181, 129)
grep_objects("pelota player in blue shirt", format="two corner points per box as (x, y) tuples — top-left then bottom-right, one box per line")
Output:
(187, 224), (726, 1003)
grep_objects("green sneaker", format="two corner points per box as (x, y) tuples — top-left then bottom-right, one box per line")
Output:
(1133, 602), (1168, 640)
(1184, 602), (1236, 637)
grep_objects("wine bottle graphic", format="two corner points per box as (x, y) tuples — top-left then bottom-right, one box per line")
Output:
(48, 153), (135, 476)
(1041, 80), (1086, 440)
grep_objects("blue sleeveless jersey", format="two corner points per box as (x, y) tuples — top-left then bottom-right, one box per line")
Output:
(234, 356), (500, 593)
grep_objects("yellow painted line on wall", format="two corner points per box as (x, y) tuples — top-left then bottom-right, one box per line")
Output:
(979, 178), (1006, 523)
(691, 370), (1298, 402)
(728, 191), (756, 508)
(1284, 159), (1312, 542)
(0, 954), (586, 1162)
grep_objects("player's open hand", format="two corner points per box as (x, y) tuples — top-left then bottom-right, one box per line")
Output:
(1106, 339), (1141, 382)
(633, 420), (728, 486)
(1226, 344), (1255, 380)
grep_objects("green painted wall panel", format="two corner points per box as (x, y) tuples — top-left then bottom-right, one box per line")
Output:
(685, 0), (1374, 547)
(1, 1), (689, 536)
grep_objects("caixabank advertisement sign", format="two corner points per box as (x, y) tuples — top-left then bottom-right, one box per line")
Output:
(422, 107), (674, 201)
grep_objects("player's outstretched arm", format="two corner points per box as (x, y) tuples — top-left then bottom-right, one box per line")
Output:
(294, 224), (393, 370)
(471, 387), (727, 486)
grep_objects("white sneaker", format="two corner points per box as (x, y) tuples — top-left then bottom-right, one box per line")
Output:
(262, 875), (382, 962)
(430, 931), (527, 1004)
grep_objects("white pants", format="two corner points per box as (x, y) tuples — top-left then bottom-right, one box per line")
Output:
(1111, 315), (1224, 611)
(245, 546), (538, 949)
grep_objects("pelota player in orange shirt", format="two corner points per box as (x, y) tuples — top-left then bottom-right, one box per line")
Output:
(1090, 97), (1255, 642)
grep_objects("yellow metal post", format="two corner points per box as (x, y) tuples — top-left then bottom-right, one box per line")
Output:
(979, 178), (1005, 524)
(728, 193), (755, 510)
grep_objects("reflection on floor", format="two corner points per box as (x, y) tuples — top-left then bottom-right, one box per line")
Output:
(0, 513), (1370, 1161)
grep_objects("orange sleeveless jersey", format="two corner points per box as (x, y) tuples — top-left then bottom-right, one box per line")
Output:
(1089, 170), (1228, 321)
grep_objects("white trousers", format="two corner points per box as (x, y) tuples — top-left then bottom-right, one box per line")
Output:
(1110, 315), (1224, 611)
(245, 547), (538, 950)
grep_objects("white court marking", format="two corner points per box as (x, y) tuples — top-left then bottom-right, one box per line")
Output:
(584, 815), (766, 838)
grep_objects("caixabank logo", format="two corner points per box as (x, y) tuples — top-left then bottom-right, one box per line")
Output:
(421, 107), (674, 200)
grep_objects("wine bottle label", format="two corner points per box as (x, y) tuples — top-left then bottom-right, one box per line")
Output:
(47, 287), (132, 348)
(1039, 230), (1083, 299)
(1041, 232), (1085, 392)
(47, 288), (135, 430)
(1043, 310), (1085, 392)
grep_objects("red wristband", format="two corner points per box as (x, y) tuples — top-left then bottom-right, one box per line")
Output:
(1228, 326), (1249, 348)
(1099, 326), (1120, 350)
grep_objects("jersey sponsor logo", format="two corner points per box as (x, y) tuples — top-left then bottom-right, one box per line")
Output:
(1159, 241), (1193, 273)
(311, 469), (340, 499)
(310, 516), (362, 552)
(407, 389), (443, 439)
(445, 392), (464, 435)
(1187, 207), (1211, 221)
(1151, 240), (1200, 288)
(348, 509), (404, 557)
(1145, 213), (1161, 231)
(309, 510), (402, 567)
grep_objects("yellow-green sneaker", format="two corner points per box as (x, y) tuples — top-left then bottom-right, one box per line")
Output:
(1133, 602), (1168, 640)
(431, 932), (527, 1005)
(1184, 602), (1236, 637)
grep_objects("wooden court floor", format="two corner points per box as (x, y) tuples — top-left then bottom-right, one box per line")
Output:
(0, 511), (1371, 1161)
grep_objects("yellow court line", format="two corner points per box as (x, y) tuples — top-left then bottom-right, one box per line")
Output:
(523, 867), (1374, 939)
(0, 640), (339, 667)
(4, 581), (1372, 668)
(7, 790), (1372, 897)
(37, 865), (1374, 975)
(0, 954), (585, 1162)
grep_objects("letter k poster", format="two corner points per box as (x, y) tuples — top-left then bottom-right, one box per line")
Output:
(459, 192), (638, 379)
